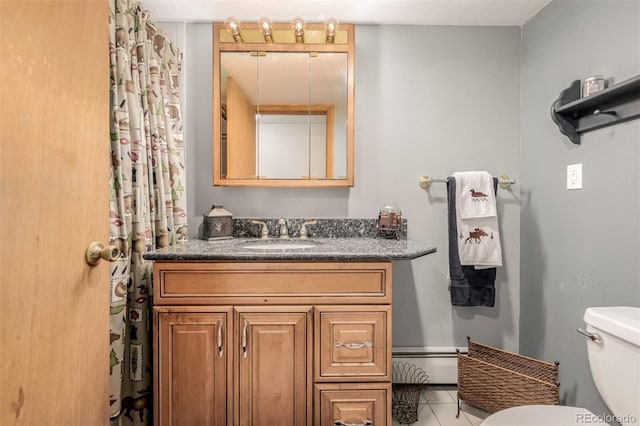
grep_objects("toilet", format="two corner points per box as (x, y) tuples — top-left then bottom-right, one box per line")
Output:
(481, 306), (640, 426)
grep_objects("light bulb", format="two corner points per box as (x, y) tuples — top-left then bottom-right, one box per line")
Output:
(224, 17), (242, 42)
(324, 18), (339, 43)
(291, 17), (305, 43)
(258, 17), (273, 42)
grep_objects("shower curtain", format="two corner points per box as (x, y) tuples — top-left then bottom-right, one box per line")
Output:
(108, 1), (188, 424)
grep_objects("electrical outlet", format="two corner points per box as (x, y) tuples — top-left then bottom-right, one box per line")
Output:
(567, 163), (582, 190)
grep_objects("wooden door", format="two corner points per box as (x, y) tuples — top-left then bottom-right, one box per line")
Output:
(156, 309), (231, 426)
(0, 2), (110, 425)
(236, 307), (312, 426)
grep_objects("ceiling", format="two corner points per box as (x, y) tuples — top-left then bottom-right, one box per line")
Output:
(144, 0), (552, 26)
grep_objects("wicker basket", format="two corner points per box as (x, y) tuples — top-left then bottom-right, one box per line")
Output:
(456, 338), (559, 416)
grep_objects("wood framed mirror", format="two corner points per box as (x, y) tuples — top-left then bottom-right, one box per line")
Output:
(213, 22), (354, 187)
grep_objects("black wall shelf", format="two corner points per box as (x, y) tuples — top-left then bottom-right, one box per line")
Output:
(551, 74), (640, 144)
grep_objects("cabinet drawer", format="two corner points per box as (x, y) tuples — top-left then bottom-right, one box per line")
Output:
(314, 383), (391, 426)
(315, 306), (391, 382)
(154, 262), (391, 305)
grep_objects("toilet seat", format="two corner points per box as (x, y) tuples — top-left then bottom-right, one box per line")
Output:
(480, 405), (608, 426)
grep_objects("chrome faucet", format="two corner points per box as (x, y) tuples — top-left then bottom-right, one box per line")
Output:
(278, 218), (289, 239)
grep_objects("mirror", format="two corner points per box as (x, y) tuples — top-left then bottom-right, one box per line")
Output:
(213, 22), (354, 187)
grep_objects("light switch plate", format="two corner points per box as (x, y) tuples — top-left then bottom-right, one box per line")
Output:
(567, 163), (582, 190)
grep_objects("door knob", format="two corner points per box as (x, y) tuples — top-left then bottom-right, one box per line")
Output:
(85, 241), (120, 266)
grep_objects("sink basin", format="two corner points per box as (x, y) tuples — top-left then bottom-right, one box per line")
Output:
(242, 240), (319, 250)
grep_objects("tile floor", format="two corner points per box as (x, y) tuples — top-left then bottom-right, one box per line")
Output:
(392, 385), (490, 426)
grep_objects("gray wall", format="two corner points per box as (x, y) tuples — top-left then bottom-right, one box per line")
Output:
(520, 0), (640, 416)
(184, 24), (522, 351)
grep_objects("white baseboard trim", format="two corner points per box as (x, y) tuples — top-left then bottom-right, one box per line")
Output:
(392, 346), (467, 385)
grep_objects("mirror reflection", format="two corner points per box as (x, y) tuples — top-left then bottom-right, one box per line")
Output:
(213, 22), (354, 187)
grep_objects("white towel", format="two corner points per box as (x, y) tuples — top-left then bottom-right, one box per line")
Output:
(452, 171), (497, 219)
(453, 172), (502, 268)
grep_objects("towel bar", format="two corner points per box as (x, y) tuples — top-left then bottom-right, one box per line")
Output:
(419, 174), (516, 190)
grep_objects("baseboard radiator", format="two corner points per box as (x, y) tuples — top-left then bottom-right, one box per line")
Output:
(392, 346), (467, 384)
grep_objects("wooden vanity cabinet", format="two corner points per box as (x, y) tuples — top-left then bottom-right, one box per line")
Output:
(153, 261), (392, 426)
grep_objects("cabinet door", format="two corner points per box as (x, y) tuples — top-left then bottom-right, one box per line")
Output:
(156, 310), (231, 426)
(236, 307), (312, 426)
(315, 383), (391, 426)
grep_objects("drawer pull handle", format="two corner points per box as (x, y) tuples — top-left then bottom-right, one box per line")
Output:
(217, 319), (224, 358)
(334, 420), (372, 426)
(335, 341), (373, 349)
(242, 319), (249, 359)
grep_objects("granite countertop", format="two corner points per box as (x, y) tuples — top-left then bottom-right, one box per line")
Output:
(143, 237), (436, 261)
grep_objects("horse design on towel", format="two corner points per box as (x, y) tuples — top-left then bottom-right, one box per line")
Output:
(465, 228), (488, 244)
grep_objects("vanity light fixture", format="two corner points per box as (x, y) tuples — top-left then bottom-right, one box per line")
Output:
(223, 16), (343, 45)
(257, 17), (273, 42)
(291, 17), (305, 43)
(224, 16), (243, 42)
(324, 17), (339, 43)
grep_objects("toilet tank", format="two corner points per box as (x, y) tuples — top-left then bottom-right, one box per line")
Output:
(584, 306), (640, 425)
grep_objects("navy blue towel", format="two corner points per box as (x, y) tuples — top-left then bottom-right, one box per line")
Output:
(447, 177), (497, 307)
